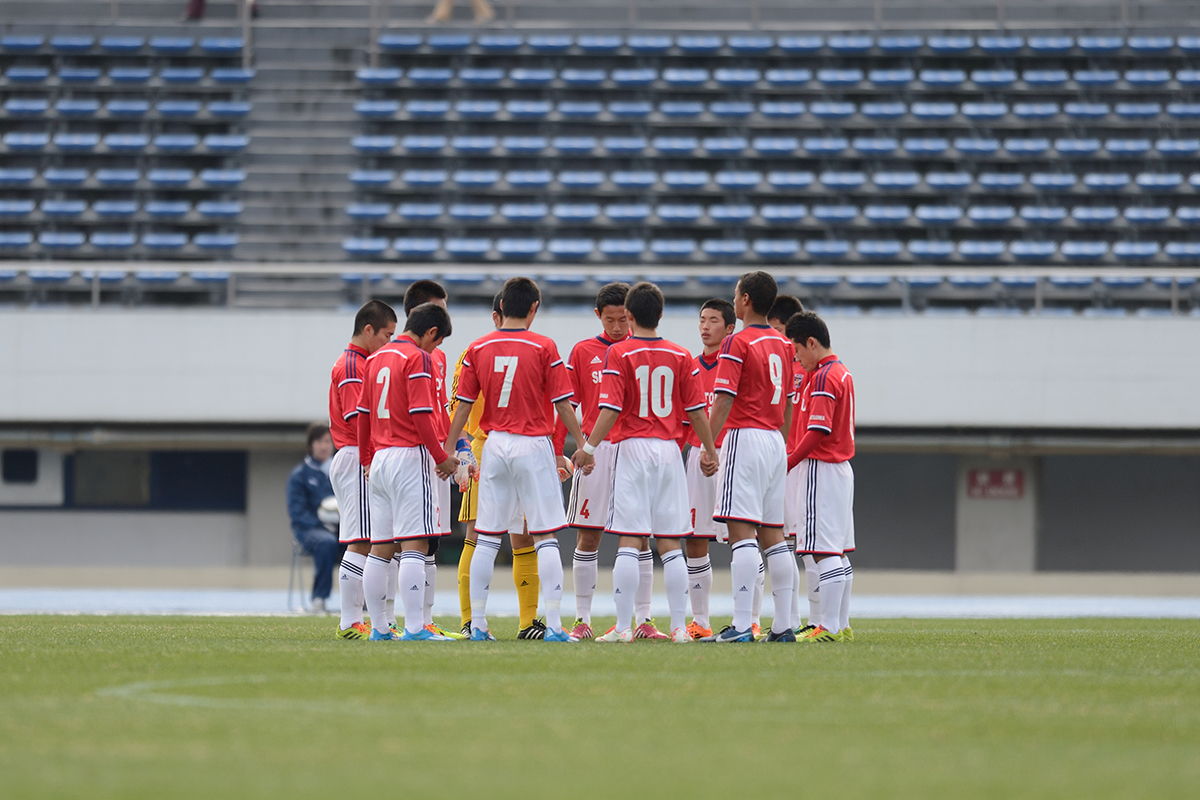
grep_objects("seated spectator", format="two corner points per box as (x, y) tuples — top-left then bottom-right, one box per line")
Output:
(287, 423), (341, 613)
(427, 0), (494, 23)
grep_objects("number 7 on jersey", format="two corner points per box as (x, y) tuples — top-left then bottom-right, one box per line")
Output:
(494, 356), (518, 408)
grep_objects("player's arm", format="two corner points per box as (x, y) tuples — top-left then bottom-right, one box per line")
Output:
(355, 390), (374, 473)
(556, 398), (587, 456)
(708, 335), (742, 440)
(444, 352), (479, 455)
(445, 396), (474, 457)
(584, 407), (619, 449)
(708, 393), (733, 442)
(781, 399), (792, 440)
(788, 378), (835, 470)
(685, 407), (720, 476)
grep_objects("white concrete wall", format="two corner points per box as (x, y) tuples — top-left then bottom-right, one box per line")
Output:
(3, 307), (1200, 429)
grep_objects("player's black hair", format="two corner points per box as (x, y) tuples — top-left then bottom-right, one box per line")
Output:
(352, 299), (398, 336)
(499, 276), (541, 319)
(595, 281), (630, 312)
(736, 271), (779, 316)
(767, 294), (805, 326)
(786, 311), (831, 349)
(305, 422), (330, 456)
(405, 302), (452, 341)
(624, 282), (664, 330)
(403, 279), (447, 316)
(701, 298), (736, 327)
(491, 291), (503, 315)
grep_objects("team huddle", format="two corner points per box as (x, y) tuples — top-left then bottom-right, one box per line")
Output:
(326, 270), (856, 644)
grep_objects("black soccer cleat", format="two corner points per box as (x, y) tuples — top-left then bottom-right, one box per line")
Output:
(766, 629), (797, 643)
(517, 618), (547, 640)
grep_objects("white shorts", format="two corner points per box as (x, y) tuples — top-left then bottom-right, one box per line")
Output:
(714, 427), (786, 529)
(433, 463), (451, 535)
(685, 444), (727, 540)
(368, 446), (444, 543)
(795, 458), (855, 556)
(566, 439), (615, 530)
(604, 437), (691, 538)
(475, 431), (567, 536)
(329, 446), (370, 544)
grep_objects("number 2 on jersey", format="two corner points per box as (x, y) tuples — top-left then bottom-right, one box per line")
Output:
(376, 366), (391, 419)
(494, 356), (518, 407)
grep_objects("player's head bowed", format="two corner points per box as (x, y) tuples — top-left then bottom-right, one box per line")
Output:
(405, 302), (452, 350)
(735, 271), (779, 317)
(499, 277), (541, 320)
(624, 282), (665, 331)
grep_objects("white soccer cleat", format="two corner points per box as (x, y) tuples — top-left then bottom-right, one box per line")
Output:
(594, 625), (633, 643)
(669, 627), (691, 643)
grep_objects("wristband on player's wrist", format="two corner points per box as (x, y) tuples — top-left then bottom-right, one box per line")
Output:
(582, 441), (597, 456)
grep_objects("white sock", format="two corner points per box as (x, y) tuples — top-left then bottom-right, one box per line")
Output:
(730, 540), (758, 631)
(686, 555), (712, 629)
(764, 542), (794, 634)
(751, 549), (765, 626)
(535, 538), (565, 632)
(385, 554), (399, 627)
(612, 547), (639, 632)
(423, 553), (436, 627)
(661, 550), (688, 633)
(363, 554), (391, 635)
(636, 549), (653, 624)
(469, 534), (501, 633)
(817, 557), (847, 633)
(790, 552), (801, 631)
(398, 551), (426, 635)
(803, 555), (820, 626)
(840, 556), (853, 632)
(572, 548), (598, 625)
(338, 551), (367, 629)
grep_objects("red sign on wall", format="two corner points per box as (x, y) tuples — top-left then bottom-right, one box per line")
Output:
(967, 469), (1024, 500)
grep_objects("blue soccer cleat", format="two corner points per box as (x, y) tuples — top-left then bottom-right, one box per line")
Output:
(543, 627), (578, 643)
(469, 627), (497, 642)
(399, 627), (452, 642)
(704, 624), (755, 643)
(368, 628), (399, 641)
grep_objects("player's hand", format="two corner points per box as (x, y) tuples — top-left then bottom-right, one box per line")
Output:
(700, 449), (719, 477)
(572, 449), (595, 475)
(556, 455), (574, 483)
(435, 455), (458, 480)
(362, 465), (370, 483)
(455, 439), (479, 491)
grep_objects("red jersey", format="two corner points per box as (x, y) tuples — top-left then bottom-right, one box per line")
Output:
(431, 347), (449, 440)
(357, 338), (439, 450)
(683, 351), (721, 447)
(713, 324), (795, 438)
(786, 360), (807, 450)
(598, 337), (704, 443)
(800, 354), (855, 462)
(455, 328), (573, 437)
(329, 343), (368, 450)
(565, 333), (625, 436)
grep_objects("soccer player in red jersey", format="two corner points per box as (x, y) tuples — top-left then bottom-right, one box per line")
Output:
(679, 299), (735, 639)
(573, 282), (719, 643)
(705, 271), (797, 642)
(767, 294), (810, 635)
(553, 282), (632, 640)
(786, 311), (856, 643)
(356, 303), (458, 641)
(445, 277), (588, 643)
(327, 300), (397, 639)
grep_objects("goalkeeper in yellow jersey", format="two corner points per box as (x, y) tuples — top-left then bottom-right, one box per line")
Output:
(451, 292), (569, 639)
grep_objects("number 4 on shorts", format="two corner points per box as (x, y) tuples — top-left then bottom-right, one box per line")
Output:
(579, 498), (590, 519)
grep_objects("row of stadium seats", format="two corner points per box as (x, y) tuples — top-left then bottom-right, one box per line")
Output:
(0, 231), (237, 250)
(346, 168), (1200, 192)
(1, 66), (254, 85)
(356, 66), (1200, 89)
(344, 201), (1200, 226)
(0, 168), (245, 187)
(353, 98), (1200, 121)
(1, 132), (249, 153)
(0, 199), (240, 218)
(368, 32), (1200, 55)
(350, 134), (1200, 157)
(3, 98), (251, 118)
(340, 236), (1200, 262)
(0, 35), (243, 55)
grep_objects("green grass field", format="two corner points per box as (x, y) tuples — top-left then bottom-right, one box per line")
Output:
(2, 616), (1198, 799)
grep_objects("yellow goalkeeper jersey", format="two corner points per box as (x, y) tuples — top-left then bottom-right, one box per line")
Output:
(449, 346), (486, 446)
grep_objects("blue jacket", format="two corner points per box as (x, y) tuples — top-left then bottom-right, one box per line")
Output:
(287, 456), (334, 533)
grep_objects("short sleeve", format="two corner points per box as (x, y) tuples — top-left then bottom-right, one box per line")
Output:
(546, 341), (573, 404)
(455, 346), (480, 402)
(806, 367), (839, 433)
(713, 334), (745, 396)
(596, 349), (625, 413)
(407, 353), (436, 415)
(564, 343), (582, 407)
(679, 355), (706, 412)
(356, 362), (375, 416)
(336, 359), (364, 421)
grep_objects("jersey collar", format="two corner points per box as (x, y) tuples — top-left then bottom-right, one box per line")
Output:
(698, 352), (719, 370)
(346, 343), (368, 357)
(816, 354), (840, 368)
(631, 335), (662, 341)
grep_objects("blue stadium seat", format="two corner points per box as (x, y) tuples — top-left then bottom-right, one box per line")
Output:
(1010, 241), (1058, 262)
(1067, 101), (1111, 118)
(200, 36), (242, 54)
(626, 34), (671, 53)
(1023, 69), (1069, 86)
(150, 35), (193, 53)
(812, 204), (858, 224)
(1082, 173), (1130, 191)
(729, 35), (774, 53)
(1073, 69), (1118, 86)
(42, 199), (87, 218)
(611, 171), (657, 190)
(979, 173), (1026, 191)
(157, 99), (202, 117)
(197, 201), (242, 219)
(1061, 242), (1109, 261)
(496, 239), (542, 260)
(397, 203), (443, 221)
(1020, 206), (1067, 225)
(920, 69), (965, 87)
(1004, 138), (1050, 156)
(553, 203), (600, 222)
(1177, 70), (1200, 86)
(505, 170), (552, 189)
(1, 35), (44, 52)
(873, 171), (920, 191)
(907, 101), (955, 118)
(863, 205), (910, 224)
(1106, 138), (1152, 156)
(1126, 69), (1171, 86)
(561, 68), (605, 86)
(857, 240), (904, 259)
(829, 35), (873, 53)
(27, 268), (74, 282)
(1176, 207), (1200, 225)
(915, 205), (963, 224)
(346, 203), (390, 221)
(578, 34), (621, 52)
(611, 68), (657, 86)
(853, 137), (898, 155)
(753, 137), (798, 155)
(659, 101), (703, 118)
(805, 137), (848, 156)
(146, 200), (191, 218)
(1100, 276), (1147, 291)
(957, 241), (1005, 260)
(766, 172), (813, 190)
(778, 35), (823, 52)
(59, 67), (101, 84)
(211, 68), (254, 85)
(599, 239), (644, 258)
(38, 231), (85, 250)
(407, 67), (452, 84)
(657, 205), (703, 223)
(553, 136), (596, 154)
(861, 101), (906, 119)
(90, 232), (137, 250)
(927, 34), (973, 52)
(0, 168), (35, 185)
(4, 98), (49, 115)
(393, 238), (440, 258)
(451, 135), (496, 153)
(1116, 102), (1163, 119)
(502, 136), (547, 155)
(378, 33), (422, 51)
(702, 240), (748, 258)
(1072, 206), (1120, 225)
(53, 133), (100, 152)
(759, 101), (805, 118)
(604, 136), (646, 155)
(3, 132), (49, 150)
(96, 168), (140, 186)
(1013, 102), (1059, 120)
(1113, 242), (1160, 261)
(427, 33), (470, 52)
(968, 206), (1015, 225)
(4, 66), (50, 82)
(352, 135), (395, 154)
(161, 67), (204, 84)
(979, 35), (1024, 52)
(0, 232), (34, 249)
(765, 68), (811, 87)
(1136, 173), (1183, 191)
(208, 101), (251, 118)
(559, 171), (604, 189)
(760, 205), (807, 224)
(453, 170), (500, 188)
(805, 240), (851, 259)
(0, 200), (35, 216)
(663, 171), (709, 190)
(1048, 275), (1096, 289)
(971, 69), (1016, 88)
(753, 239), (800, 259)
(554, 101), (600, 118)
(678, 35), (722, 53)
(55, 99), (100, 117)
(444, 238), (491, 259)
(401, 134), (446, 153)
(205, 134), (248, 154)
(710, 101), (753, 118)
(1124, 207), (1171, 225)
(608, 102), (652, 119)
(715, 68), (760, 87)
(652, 239), (697, 259)
(820, 172), (866, 191)
(654, 136), (697, 156)
(454, 100), (500, 118)
(1030, 172), (1077, 191)
(817, 68), (863, 87)
(459, 67), (504, 85)
(962, 102), (1008, 120)
(705, 137), (748, 157)
(710, 205), (754, 224)
(50, 35), (94, 52)
(349, 170), (393, 187)
(343, 238), (388, 258)
(505, 100), (551, 118)
(1078, 35), (1123, 52)
(956, 137), (1000, 156)
(549, 239), (595, 260)
(1056, 138), (1102, 156)
(44, 168), (88, 186)
(1179, 36), (1200, 52)
(878, 35), (923, 52)
(405, 99), (450, 117)
(903, 137), (949, 155)
(528, 34), (572, 52)
(665, 67), (712, 87)
(605, 204), (650, 223)
(868, 68), (913, 87)
(1165, 243), (1200, 261)
(109, 67), (151, 83)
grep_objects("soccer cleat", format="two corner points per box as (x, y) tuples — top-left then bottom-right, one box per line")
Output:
(568, 619), (594, 640)
(705, 624), (755, 643)
(751, 623), (762, 638)
(368, 628), (399, 641)
(766, 628), (797, 643)
(686, 621), (712, 640)
(543, 627), (578, 643)
(389, 623), (401, 638)
(633, 620), (669, 640)
(795, 623), (817, 637)
(461, 621), (471, 637)
(669, 627), (691, 643)
(517, 618), (547, 640)
(841, 626), (854, 642)
(594, 625), (633, 643)
(336, 621), (371, 640)
(799, 625), (840, 643)
(400, 627), (452, 641)
(469, 627), (497, 642)
(425, 622), (466, 640)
